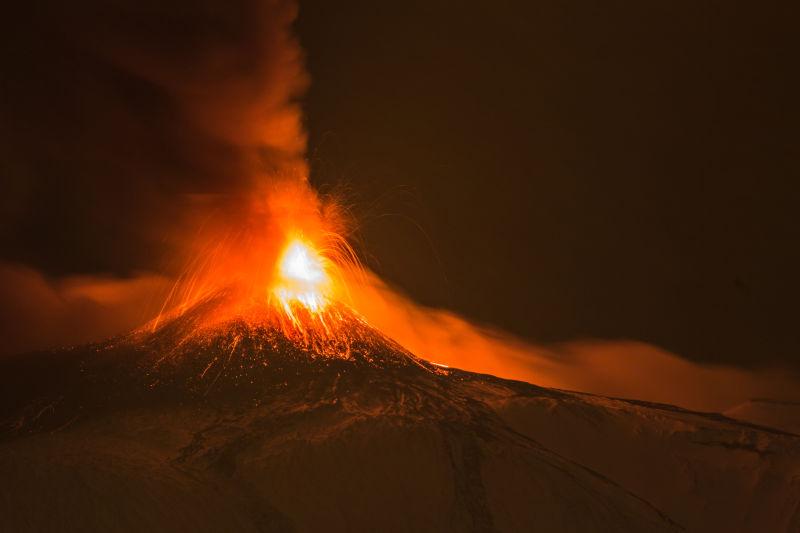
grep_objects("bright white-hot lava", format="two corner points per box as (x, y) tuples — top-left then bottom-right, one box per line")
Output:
(272, 236), (332, 319)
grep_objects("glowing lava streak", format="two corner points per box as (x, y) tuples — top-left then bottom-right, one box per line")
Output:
(272, 236), (332, 322)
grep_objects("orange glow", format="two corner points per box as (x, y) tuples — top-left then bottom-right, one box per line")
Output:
(129, 175), (800, 410)
(146, 179), (361, 342)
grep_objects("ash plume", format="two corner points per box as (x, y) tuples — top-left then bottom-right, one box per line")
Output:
(0, 0), (308, 276)
(0, 0), (310, 350)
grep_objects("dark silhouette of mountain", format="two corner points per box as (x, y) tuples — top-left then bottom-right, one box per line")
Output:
(1, 291), (798, 532)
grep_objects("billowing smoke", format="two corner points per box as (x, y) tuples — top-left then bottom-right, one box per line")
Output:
(2, 0), (797, 414)
(1, 0), (308, 274)
(0, 0), (311, 350)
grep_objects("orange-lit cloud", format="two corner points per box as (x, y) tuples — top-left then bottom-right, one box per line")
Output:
(0, 262), (172, 356)
(343, 271), (800, 412)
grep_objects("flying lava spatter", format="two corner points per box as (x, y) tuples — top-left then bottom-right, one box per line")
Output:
(139, 178), (377, 359)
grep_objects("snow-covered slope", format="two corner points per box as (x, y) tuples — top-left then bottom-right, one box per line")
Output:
(0, 296), (798, 532)
(724, 399), (800, 434)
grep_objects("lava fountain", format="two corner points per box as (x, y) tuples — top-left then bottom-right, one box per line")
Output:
(272, 235), (332, 319)
(141, 178), (377, 360)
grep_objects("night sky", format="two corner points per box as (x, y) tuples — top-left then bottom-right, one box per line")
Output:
(1, 1), (798, 370)
(298, 1), (799, 369)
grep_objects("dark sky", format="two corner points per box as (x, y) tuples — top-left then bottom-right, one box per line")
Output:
(297, 1), (799, 369)
(1, 1), (797, 370)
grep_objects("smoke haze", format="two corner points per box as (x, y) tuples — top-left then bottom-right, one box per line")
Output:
(1, 0), (308, 276)
(345, 272), (800, 412)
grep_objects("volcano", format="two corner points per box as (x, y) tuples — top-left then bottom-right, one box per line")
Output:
(1, 290), (799, 532)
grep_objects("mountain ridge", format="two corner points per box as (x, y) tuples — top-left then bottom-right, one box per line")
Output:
(1, 293), (799, 531)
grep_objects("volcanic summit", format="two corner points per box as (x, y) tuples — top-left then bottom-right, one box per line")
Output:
(1, 274), (799, 532)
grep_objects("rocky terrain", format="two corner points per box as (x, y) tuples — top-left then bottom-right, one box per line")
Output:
(1, 294), (798, 532)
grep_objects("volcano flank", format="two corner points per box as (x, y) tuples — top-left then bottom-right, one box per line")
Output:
(1, 291), (799, 532)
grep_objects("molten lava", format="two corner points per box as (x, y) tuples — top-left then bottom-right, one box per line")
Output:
(272, 236), (332, 320)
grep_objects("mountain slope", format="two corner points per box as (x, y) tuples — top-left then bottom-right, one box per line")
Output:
(0, 295), (798, 532)
(724, 399), (800, 434)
